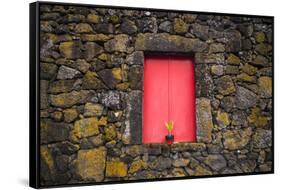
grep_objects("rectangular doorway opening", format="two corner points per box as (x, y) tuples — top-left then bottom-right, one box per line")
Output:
(142, 55), (196, 144)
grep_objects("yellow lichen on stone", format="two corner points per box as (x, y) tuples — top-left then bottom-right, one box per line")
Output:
(258, 76), (272, 98)
(75, 23), (93, 33)
(128, 160), (147, 174)
(116, 82), (130, 90)
(112, 68), (122, 81)
(174, 18), (188, 33)
(99, 116), (107, 126)
(59, 41), (74, 59)
(40, 145), (55, 175)
(227, 54), (240, 65)
(247, 107), (268, 127)
(98, 53), (109, 61)
(216, 110), (230, 127)
(106, 160), (128, 177)
(76, 147), (106, 181)
(87, 14), (100, 23)
(255, 32), (265, 43)
(73, 117), (100, 138)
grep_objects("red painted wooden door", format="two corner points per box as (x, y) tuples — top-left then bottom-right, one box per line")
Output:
(143, 55), (196, 143)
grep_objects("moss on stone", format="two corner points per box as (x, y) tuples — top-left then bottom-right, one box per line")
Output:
(227, 54), (240, 65)
(73, 117), (100, 138)
(247, 107), (268, 127)
(106, 160), (127, 177)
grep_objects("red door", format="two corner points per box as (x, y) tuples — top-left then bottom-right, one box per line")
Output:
(143, 55), (196, 143)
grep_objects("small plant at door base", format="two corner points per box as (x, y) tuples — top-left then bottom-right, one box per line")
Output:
(165, 121), (174, 144)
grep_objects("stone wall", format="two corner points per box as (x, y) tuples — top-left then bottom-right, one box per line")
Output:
(39, 3), (273, 187)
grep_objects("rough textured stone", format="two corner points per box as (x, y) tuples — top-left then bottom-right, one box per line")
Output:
(126, 51), (144, 65)
(195, 64), (213, 97)
(127, 91), (142, 144)
(258, 76), (272, 98)
(86, 14), (100, 23)
(98, 68), (122, 89)
(195, 53), (224, 64)
(137, 17), (157, 33)
(95, 23), (114, 34)
(235, 86), (257, 109)
(84, 103), (104, 117)
(225, 65), (239, 75)
(48, 80), (75, 94)
(247, 107), (268, 127)
(255, 43), (272, 55)
(128, 66), (143, 90)
(159, 21), (172, 32)
(63, 108), (78, 123)
(106, 160), (128, 177)
(237, 73), (257, 83)
(82, 71), (106, 90)
(40, 145), (56, 182)
(209, 43), (225, 53)
(84, 42), (104, 61)
(227, 54), (240, 65)
(215, 76), (236, 95)
(252, 55), (269, 67)
(40, 80), (49, 109)
(196, 98), (213, 143)
(201, 155), (227, 172)
(74, 23), (93, 33)
(105, 125), (117, 141)
(211, 65), (224, 76)
(129, 160), (147, 174)
(49, 90), (89, 108)
(104, 34), (130, 53)
(120, 19), (137, 34)
(73, 117), (100, 138)
(81, 34), (110, 42)
(76, 148), (106, 181)
(172, 158), (190, 167)
(41, 119), (70, 143)
(41, 63), (58, 80)
(101, 91), (121, 109)
(221, 96), (235, 112)
(192, 23), (209, 40)
(59, 41), (82, 59)
(223, 128), (252, 150)
(174, 18), (188, 34)
(135, 33), (207, 53)
(242, 63), (257, 75)
(224, 30), (242, 52)
(57, 66), (81, 80)
(232, 110), (248, 126)
(253, 129), (272, 149)
(150, 157), (172, 171)
(216, 110), (230, 127)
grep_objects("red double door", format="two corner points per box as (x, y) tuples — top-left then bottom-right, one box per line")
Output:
(143, 55), (196, 143)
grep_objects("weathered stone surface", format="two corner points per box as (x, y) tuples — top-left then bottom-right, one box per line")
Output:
(41, 62), (58, 80)
(150, 157), (172, 171)
(186, 165), (212, 176)
(237, 73), (257, 83)
(81, 34), (110, 42)
(86, 14), (100, 23)
(209, 43), (225, 53)
(235, 86), (257, 109)
(216, 110), (230, 127)
(128, 66), (143, 90)
(195, 64), (213, 97)
(195, 53), (224, 64)
(73, 117), (100, 138)
(89, 134), (104, 147)
(135, 33), (207, 52)
(40, 80), (49, 109)
(104, 34), (130, 52)
(255, 43), (272, 55)
(41, 119), (70, 143)
(105, 125), (117, 141)
(136, 17), (157, 33)
(201, 155), (227, 171)
(258, 76), (272, 98)
(172, 158), (190, 167)
(95, 23), (114, 34)
(129, 160), (147, 174)
(232, 110), (248, 126)
(237, 24), (253, 37)
(159, 21), (172, 32)
(247, 107), (268, 127)
(109, 15), (120, 24)
(127, 91), (142, 144)
(106, 160), (128, 177)
(227, 54), (240, 65)
(74, 23), (93, 33)
(126, 51), (144, 65)
(225, 65), (239, 75)
(101, 91), (121, 109)
(252, 55), (269, 67)
(98, 68), (122, 89)
(211, 65), (224, 76)
(120, 19), (137, 34)
(174, 18), (188, 34)
(196, 98), (213, 143)
(221, 96), (235, 112)
(253, 129), (272, 149)
(76, 147), (106, 181)
(49, 90), (89, 108)
(224, 30), (242, 52)
(242, 63), (257, 75)
(57, 66), (81, 80)
(84, 103), (104, 117)
(125, 145), (143, 157)
(63, 108), (78, 123)
(55, 141), (79, 155)
(223, 128), (252, 150)
(48, 80), (75, 94)
(192, 23), (209, 40)
(59, 41), (82, 59)
(255, 32), (265, 43)
(84, 42), (104, 61)
(215, 76), (236, 95)
(40, 145), (55, 182)
(82, 71), (106, 90)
